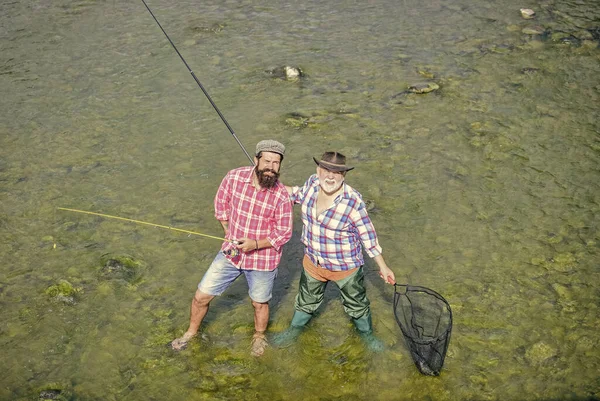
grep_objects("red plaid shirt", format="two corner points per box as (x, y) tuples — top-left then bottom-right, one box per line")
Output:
(214, 166), (293, 271)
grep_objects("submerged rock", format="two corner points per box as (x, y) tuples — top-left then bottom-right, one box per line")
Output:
(187, 22), (224, 35)
(408, 82), (440, 94)
(267, 66), (304, 81)
(45, 280), (82, 305)
(364, 199), (377, 213)
(548, 253), (577, 272)
(522, 26), (545, 35)
(549, 31), (581, 45)
(99, 253), (145, 284)
(416, 67), (436, 79)
(525, 342), (557, 365)
(283, 111), (332, 129)
(39, 389), (62, 400)
(391, 82), (439, 100)
(284, 112), (311, 129)
(552, 283), (577, 312)
(37, 384), (71, 401)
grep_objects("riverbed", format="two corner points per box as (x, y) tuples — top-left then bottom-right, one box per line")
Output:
(1, 0), (599, 400)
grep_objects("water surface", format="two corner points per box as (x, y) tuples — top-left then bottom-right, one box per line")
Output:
(1, 0), (599, 400)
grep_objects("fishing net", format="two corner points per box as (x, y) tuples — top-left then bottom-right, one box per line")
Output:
(393, 284), (452, 376)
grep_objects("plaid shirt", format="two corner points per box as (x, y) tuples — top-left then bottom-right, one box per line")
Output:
(214, 166), (293, 271)
(290, 174), (382, 271)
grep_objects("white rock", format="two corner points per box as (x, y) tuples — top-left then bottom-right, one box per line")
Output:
(520, 8), (536, 19)
(284, 66), (300, 79)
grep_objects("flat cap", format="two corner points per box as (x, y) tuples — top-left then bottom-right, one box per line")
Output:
(256, 139), (285, 157)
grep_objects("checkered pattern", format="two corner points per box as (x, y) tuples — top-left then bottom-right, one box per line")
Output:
(291, 174), (382, 271)
(215, 166), (293, 271)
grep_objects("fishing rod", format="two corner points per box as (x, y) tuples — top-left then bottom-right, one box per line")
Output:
(57, 207), (236, 243)
(141, 0), (254, 165)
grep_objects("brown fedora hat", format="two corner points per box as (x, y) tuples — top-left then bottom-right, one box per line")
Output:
(313, 151), (354, 172)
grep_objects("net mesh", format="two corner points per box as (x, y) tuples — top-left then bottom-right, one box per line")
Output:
(393, 284), (452, 376)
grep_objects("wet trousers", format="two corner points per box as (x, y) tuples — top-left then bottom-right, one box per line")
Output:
(294, 260), (371, 320)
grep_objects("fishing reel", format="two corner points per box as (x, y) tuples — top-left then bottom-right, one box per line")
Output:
(223, 248), (240, 257)
(222, 240), (240, 257)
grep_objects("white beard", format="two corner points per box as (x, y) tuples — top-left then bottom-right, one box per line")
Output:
(320, 178), (343, 194)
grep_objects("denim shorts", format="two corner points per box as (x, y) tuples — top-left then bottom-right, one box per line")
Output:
(198, 252), (278, 303)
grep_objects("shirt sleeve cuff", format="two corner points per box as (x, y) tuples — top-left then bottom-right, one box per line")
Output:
(266, 236), (285, 252)
(366, 245), (382, 259)
(289, 186), (300, 202)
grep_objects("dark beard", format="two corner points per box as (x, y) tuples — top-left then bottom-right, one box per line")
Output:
(256, 168), (280, 189)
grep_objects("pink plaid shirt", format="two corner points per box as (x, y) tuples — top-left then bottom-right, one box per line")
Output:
(214, 166), (293, 271)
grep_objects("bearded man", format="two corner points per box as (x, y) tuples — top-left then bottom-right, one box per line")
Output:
(274, 151), (395, 351)
(170, 140), (293, 357)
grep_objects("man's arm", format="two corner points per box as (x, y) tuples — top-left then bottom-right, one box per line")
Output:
(373, 254), (396, 285)
(350, 199), (396, 285)
(214, 171), (232, 223)
(285, 174), (317, 203)
(219, 220), (229, 236)
(236, 237), (273, 253)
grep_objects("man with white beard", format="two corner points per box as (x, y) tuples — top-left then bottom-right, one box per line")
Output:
(275, 152), (395, 351)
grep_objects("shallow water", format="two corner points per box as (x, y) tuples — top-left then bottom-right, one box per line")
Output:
(1, 0), (599, 400)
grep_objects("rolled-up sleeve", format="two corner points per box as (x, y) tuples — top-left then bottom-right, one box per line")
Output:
(214, 172), (232, 221)
(267, 197), (294, 251)
(351, 202), (382, 258)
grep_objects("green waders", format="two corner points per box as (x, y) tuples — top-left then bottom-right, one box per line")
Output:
(272, 310), (312, 347)
(274, 267), (384, 351)
(351, 309), (384, 352)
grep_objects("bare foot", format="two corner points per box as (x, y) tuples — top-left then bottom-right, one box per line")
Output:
(169, 332), (196, 351)
(250, 332), (268, 357)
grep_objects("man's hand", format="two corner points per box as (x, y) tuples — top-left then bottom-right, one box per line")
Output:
(373, 254), (396, 285)
(378, 265), (396, 285)
(236, 237), (259, 253)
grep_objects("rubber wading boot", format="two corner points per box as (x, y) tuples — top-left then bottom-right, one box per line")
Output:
(352, 312), (385, 352)
(273, 310), (312, 348)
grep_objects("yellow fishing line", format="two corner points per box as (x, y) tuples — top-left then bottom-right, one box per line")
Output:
(58, 207), (231, 242)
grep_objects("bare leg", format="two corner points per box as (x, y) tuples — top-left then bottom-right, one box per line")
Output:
(250, 300), (269, 356)
(170, 289), (214, 350)
(252, 300), (269, 333)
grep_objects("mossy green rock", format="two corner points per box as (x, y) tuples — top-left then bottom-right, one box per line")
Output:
(548, 253), (577, 272)
(36, 383), (72, 400)
(525, 342), (557, 365)
(99, 253), (145, 284)
(45, 280), (82, 305)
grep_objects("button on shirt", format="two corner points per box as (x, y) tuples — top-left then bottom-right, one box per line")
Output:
(215, 166), (293, 271)
(290, 174), (382, 271)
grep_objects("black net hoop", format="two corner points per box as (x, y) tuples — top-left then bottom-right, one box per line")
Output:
(393, 284), (452, 376)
